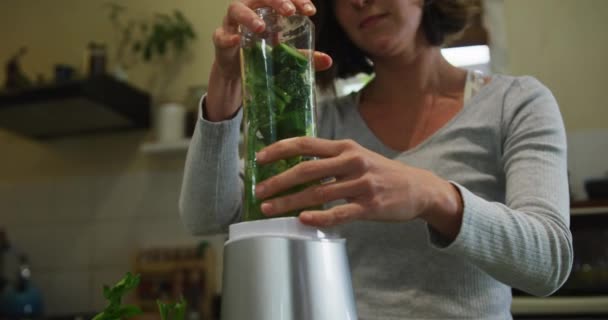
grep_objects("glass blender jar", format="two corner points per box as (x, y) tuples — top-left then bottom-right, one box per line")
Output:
(240, 7), (318, 221)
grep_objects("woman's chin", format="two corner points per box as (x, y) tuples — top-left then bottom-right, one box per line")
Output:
(364, 38), (408, 59)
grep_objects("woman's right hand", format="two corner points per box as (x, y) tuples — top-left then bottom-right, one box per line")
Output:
(206, 0), (332, 122)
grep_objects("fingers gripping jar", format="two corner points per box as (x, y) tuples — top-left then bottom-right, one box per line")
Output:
(240, 8), (318, 221)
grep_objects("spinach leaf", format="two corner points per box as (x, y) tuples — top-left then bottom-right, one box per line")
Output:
(242, 41), (318, 220)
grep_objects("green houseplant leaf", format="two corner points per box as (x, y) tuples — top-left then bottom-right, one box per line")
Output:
(105, 3), (197, 64)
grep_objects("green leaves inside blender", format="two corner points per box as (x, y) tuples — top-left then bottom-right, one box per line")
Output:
(242, 41), (316, 220)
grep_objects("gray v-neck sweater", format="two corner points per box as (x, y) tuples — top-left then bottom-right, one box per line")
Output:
(179, 74), (573, 319)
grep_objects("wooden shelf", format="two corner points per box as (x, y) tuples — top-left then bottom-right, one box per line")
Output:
(512, 296), (608, 315)
(140, 139), (191, 154)
(571, 200), (608, 216)
(0, 75), (150, 139)
(571, 206), (608, 216)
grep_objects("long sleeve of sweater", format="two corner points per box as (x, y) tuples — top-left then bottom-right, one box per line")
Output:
(179, 104), (244, 235)
(428, 77), (573, 297)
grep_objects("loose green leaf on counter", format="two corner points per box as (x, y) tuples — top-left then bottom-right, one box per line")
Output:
(157, 297), (187, 320)
(92, 272), (142, 320)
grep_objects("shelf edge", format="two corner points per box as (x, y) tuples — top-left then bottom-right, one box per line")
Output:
(140, 139), (191, 154)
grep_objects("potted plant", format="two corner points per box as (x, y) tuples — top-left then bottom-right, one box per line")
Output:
(105, 3), (197, 80)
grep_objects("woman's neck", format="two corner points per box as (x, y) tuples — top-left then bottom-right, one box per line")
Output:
(363, 46), (466, 107)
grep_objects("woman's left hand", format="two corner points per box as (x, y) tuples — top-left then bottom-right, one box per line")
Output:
(255, 137), (463, 232)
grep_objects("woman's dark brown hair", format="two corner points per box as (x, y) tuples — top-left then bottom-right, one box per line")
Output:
(310, 0), (481, 90)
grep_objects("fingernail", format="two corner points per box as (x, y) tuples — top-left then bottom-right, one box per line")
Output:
(252, 19), (264, 31)
(256, 151), (266, 162)
(300, 212), (312, 221)
(255, 184), (265, 197)
(261, 202), (274, 215)
(281, 2), (296, 14)
(303, 3), (316, 14)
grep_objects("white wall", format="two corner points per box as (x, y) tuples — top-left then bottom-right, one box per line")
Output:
(503, 0), (608, 131)
(0, 131), (227, 315)
(0, 0), (231, 316)
(502, 0), (608, 200)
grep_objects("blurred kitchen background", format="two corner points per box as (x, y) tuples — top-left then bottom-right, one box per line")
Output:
(1, 0), (608, 319)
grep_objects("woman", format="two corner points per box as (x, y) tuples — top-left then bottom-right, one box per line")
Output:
(180, 0), (573, 318)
